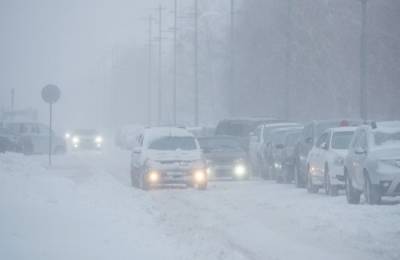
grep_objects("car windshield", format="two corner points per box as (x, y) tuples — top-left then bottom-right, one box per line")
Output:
(198, 138), (242, 151)
(148, 136), (197, 151)
(374, 130), (400, 146)
(74, 129), (97, 136)
(331, 131), (354, 149)
(315, 122), (341, 137)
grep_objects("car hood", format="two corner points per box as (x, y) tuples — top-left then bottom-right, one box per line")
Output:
(331, 149), (348, 158)
(147, 149), (202, 162)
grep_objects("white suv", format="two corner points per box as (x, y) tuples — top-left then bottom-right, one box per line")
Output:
(344, 122), (400, 204)
(307, 127), (356, 195)
(130, 127), (207, 190)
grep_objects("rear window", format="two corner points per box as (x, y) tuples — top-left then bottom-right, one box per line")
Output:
(331, 131), (354, 149)
(148, 136), (197, 151)
(198, 137), (242, 151)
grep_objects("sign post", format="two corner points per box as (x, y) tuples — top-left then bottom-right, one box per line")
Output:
(41, 84), (61, 166)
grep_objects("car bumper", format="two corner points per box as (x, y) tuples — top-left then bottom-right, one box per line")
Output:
(207, 164), (249, 180)
(376, 170), (400, 196)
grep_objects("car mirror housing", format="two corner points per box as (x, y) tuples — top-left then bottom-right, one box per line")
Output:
(355, 147), (367, 155)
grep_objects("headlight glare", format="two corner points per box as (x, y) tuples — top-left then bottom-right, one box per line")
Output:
(234, 164), (247, 176)
(95, 136), (103, 143)
(148, 171), (160, 183)
(194, 170), (206, 183)
(72, 136), (80, 144)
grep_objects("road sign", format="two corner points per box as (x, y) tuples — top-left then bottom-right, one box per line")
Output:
(41, 84), (61, 166)
(41, 84), (61, 104)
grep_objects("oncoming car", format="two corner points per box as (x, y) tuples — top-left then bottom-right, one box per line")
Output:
(130, 127), (207, 190)
(198, 136), (249, 180)
(67, 129), (103, 150)
(344, 122), (400, 204)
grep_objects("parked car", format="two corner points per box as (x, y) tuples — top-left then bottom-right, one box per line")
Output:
(293, 119), (362, 188)
(130, 127), (207, 190)
(68, 129), (104, 150)
(267, 127), (303, 183)
(198, 136), (249, 180)
(249, 122), (300, 178)
(306, 127), (356, 195)
(215, 118), (282, 152)
(344, 122), (400, 204)
(0, 127), (20, 153)
(5, 122), (66, 155)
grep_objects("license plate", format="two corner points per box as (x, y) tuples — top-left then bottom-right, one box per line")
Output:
(167, 171), (183, 177)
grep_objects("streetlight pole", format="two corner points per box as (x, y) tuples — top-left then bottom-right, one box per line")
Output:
(147, 15), (153, 126)
(360, 0), (368, 120)
(157, 5), (164, 126)
(284, 0), (293, 120)
(229, 0), (235, 117)
(173, 0), (178, 126)
(194, 0), (199, 126)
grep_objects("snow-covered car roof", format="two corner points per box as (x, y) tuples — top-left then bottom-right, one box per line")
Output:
(261, 122), (301, 128)
(329, 126), (357, 133)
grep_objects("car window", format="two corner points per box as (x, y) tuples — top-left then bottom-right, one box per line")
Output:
(254, 126), (262, 142)
(303, 124), (313, 141)
(198, 138), (242, 151)
(374, 130), (400, 147)
(148, 136), (197, 151)
(331, 131), (354, 150)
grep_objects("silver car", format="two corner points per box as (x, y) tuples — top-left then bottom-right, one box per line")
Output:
(344, 122), (400, 204)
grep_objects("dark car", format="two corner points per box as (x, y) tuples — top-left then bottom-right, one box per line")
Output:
(69, 129), (104, 150)
(0, 127), (20, 153)
(268, 128), (303, 183)
(293, 119), (362, 188)
(215, 118), (282, 152)
(5, 122), (66, 155)
(198, 136), (249, 180)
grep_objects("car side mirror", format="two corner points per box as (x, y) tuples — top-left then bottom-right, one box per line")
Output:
(275, 144), (285, 149)
(305, 137), (313, 144)
(321, 142), (328, 150)
(355, 147), (367, 155)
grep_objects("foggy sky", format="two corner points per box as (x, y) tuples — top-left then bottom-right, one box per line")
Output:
(0, 0), (158, 131)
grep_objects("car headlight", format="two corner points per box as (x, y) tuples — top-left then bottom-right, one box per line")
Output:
(95, 136), (103, 144)
(334, 156), (344, 166)
(72, 136), (80, 144)
(147, 170), (160, 183)
(65, 133), (71, 139)
(234, 164), (247, 176)
(193, 170), (207, 183)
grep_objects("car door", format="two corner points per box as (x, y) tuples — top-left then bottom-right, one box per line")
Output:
(309, 132), (328, 172)
(131, 134), (144, 171)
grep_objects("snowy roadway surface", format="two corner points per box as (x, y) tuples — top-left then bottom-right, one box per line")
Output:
(1, 146), (400, 260)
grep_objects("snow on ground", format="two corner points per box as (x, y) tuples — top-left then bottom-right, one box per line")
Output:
(1, 146), (400, 260)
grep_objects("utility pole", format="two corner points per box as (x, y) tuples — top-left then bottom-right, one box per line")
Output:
(10, 88), (15, 112)
(360, 0), (368, 121)
(194, 0), (199, 126)
(229, 0), (235, 117)
(284, 0), (292, 120)
(147, 15), (153, 126)
(157, 5), (164, 126)
(173, 0), (178, 126)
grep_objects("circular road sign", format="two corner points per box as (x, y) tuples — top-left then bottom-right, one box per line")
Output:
(41, 84), (61, 104)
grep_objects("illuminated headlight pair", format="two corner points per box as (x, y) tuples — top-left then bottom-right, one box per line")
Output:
(274, 162), (283, 170)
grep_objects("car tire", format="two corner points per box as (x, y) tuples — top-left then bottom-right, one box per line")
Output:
(324, 166), (338, 196)
(364, 171), (381, 205)
(345, 170), (361, 204)
(138, 172), (150, 191)
(307, 166), (319, 194)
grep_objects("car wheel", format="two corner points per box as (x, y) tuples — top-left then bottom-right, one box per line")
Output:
(294, 165), (304, 188)
(307, 167), (319, 194)
(364, 171), (381, 205)
(324, 166), (338, 196)
(138, 172), (150, 191)
(345, 170), (361, 204)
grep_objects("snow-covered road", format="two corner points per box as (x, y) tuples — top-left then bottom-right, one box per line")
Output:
(1, 147), (400, 260)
